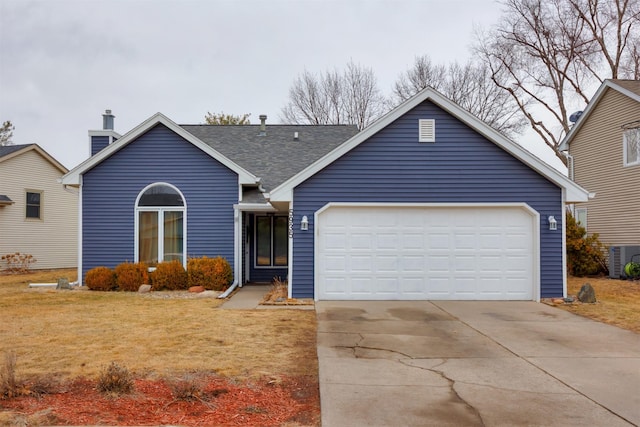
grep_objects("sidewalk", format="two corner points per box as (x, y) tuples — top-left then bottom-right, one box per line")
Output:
(220, 284), (314, 310)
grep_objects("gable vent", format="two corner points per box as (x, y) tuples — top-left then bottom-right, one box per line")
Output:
(419, 119), (435, 142)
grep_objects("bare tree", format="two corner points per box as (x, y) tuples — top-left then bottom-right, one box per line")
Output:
(476, 0), (640, 161)
(392, 55), (527, 137)
(0, 121), (14, 146)
(568, 0), (640, 79)
(392, 56), (447, 102)
(281, 61), (386, 130)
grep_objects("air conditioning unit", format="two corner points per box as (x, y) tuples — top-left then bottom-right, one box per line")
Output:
(609, 246), (640, 278)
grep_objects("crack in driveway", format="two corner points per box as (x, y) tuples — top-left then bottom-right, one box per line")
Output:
(334, 338), (486, 426)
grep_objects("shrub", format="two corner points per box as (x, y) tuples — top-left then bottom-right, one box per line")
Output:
(188, 256), (233, 291)
(1, 252), (37, 273)
(151, 260), (187, 290)
(115, 262), (149, 292)
(566, 211), (608, 276)
(97, 362), (134, 396)
(85, 266), (117, 291)
(167, 373), (206, 401)
(262, 276), (288, 303)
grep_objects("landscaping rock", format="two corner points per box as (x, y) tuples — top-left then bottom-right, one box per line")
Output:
(57, 278), (71, 290)
(577, 283), (596, 303)
(195, 290), (219, 298)
(189, 286), (205, 293)
(138, 284), (152, 293)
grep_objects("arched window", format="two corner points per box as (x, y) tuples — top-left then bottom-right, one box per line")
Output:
(135, 183), (186, 266)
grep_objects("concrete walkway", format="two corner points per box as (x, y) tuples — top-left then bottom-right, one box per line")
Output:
(317, 301), (640, 426)
(220, 284), (314, 310)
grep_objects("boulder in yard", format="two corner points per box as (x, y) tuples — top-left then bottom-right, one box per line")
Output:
(57, 278), (71, 290)
(189, 285), (205, 293)
(577, 283), (596, 303)
(138, 284), (152, 293)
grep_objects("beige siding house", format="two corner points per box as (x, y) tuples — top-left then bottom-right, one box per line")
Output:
(559, 79), (640, 273)
(0, 144), (78, 269)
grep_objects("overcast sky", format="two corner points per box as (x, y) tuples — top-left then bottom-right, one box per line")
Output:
(0, 0), (566, 171)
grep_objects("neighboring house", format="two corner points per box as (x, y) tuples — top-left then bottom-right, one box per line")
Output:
(0, 144), (78, 269)
(559, 79), (640, 277)
(62, 89), (588, 301)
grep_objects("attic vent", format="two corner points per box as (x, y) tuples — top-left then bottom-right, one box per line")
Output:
(419, 119), (435, 142)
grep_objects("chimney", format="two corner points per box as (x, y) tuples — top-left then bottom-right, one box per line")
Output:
(90, 109), (119, 156)
(259, 114), (267, 136)
(102, 109), (115, 130)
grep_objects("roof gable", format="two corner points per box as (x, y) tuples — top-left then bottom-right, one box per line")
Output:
(559, 79), (640, 151)
(61, 113), (258, 186)
(0, 143), (68, 173)
(269, 87), (589, 203)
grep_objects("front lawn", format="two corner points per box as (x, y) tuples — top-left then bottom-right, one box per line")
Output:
(558, 275), (640, 334)
(0, 269), (319, 426)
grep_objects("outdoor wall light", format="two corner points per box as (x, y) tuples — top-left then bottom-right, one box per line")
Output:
(301, 215), (309, 231)
(548, 215), (557, 231)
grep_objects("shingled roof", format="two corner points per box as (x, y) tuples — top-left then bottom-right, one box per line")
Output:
(180, 124), (359, 192)
(0, 144), (32, 158)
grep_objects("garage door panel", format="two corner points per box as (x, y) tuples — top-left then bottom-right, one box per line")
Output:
(428, 233), (450, 249)
(350, 233), (372, 250)
(350, 255), (372, 272)
(317, 206), (535, 300)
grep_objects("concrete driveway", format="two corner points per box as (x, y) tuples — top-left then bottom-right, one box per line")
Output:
(316, 301), (640, 426)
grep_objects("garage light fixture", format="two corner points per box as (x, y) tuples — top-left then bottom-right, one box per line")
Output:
(548, 215), (557, 231)
(301, 215), (309, 231)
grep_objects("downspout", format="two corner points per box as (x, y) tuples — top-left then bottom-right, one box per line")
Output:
(76, 177), (83, 286)
(219, 206), (241, 298)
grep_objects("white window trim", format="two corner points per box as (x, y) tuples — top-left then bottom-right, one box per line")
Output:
(134, 182), (187, 268)
(575, 207), (587, 231)
(253, 214), (289, 269)
(623, 128), (640, 167)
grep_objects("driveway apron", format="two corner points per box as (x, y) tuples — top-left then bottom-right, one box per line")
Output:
(316, 301), (640, 426)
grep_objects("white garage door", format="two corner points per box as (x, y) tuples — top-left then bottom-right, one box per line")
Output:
(316, 205), (536, 300)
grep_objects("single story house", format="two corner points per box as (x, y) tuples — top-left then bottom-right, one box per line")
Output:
(62, 88), (588, 300)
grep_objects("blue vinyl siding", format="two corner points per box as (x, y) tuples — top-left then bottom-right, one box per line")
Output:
(291, 100), (564, 299)
(91, 136), (109, 156)
(82, 124), (238, 281)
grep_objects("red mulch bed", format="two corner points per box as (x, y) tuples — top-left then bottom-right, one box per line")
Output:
(0, 375), (319, 426)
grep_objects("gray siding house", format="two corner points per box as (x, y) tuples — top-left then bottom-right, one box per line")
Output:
(62, 88), (588, 300)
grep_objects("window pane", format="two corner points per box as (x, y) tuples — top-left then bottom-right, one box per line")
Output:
(139, 185), (184, 206)
(256, 217), (271, 266)
(26, 205), (40, 218)
(164, 211), (184, 263)
(27, 192), (40, 204)
(625, 129), (640, 165)
(26, 192), (41, 218)
(273, 217), (288, 266)
(139, 211), (158, 265)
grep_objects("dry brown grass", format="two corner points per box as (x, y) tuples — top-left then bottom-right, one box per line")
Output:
(557, 276), (640, 334)
(0, 269), (317, 380)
